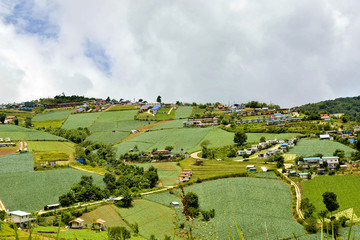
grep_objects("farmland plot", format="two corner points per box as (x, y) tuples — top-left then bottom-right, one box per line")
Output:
(85, 131), (130, 145)
(32, 109), (74, 122)
(0, 125), (65, 141)
(302, 175), (360, 216)
(90, 120), (154, 132)
(62, 112), (102, 129)
(288, 139), (355, 157)
(188, 128), (234, 153)
(27, 141), (75, 154)
(175, 106), (193, 119)
(80, 205), (129, 228)
(114, 127), (213, 155)
(0, 168), (105, 212)
(145, 177), (305, 239)
(246, 133), (302, 143)
(151, 120), (184, 130)
(114, 199), (178, 240)
(0, 153), (33, 175)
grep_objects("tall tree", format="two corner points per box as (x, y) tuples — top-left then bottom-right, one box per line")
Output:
(156, 95), (162, 103)
(234, 130), (247, 146)
(322, 192), (339, 215)
(0, 113), (6, 124)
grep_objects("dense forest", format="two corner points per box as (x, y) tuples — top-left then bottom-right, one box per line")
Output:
(299, 96), (360, 118)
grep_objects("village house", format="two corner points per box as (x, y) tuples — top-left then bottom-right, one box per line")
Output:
(69, 218), (84, 229)
(9, 210), (32, 228)
(320, 134), (331, 140)
(170, 202), (180, 207)
(322, 156), (339, 169)
(92, 219), (106, 230)
(299, 172), (310, 179)
(298, 157), (323, 169)
(246, 165), (256, 172)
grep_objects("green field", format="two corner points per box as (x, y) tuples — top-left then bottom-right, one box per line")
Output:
(145, 177), (305, 239)
(288, 139), (355, 157)
(90, 120), (154, 132)
(188, 128), (235, 152)
(114, 127), (214, 155)
(151, 120), (184, 130)
(175, 106), (193, 119)
(62, 112), (102, 129)
(107, 105), (138, 111)
(190, 106), (206, 117)
(0, 153), (33, 175)
(27, 141), (75, 154)
(0, 125), (65, 141)
(85, 131), (130, 145)
(115, 199), (178, 239)
(302, 175), (360, 216)
(32, 109), (74, 122)
(0, 168), (105, 211)
(32, 119), (65, 129)
(127, 162), (181, 186)
(155, 107), (176, 120)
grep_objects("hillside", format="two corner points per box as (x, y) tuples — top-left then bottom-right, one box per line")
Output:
(299, 95), (360, 117)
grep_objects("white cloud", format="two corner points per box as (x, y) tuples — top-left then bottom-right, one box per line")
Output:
(0, 0), (360, 106)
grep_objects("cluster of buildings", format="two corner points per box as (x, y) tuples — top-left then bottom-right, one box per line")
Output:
(237, 138), (296, 158)
(297, 156), (341, 169)
(235, 115), (302, 125)
(183, 117), (219, 127)
(0, 138), (15, 147)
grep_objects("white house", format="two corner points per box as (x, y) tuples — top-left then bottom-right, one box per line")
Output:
(320, 134), (331, 140)
(170, 202), (180, 207)
(9, 210), (31, 227)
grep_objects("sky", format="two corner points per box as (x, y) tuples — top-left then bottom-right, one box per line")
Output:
(0, 0), (359, 107)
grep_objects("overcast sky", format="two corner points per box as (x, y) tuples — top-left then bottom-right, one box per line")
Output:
(0, 0), (359, 107)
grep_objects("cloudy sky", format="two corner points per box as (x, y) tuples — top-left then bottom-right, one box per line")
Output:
(0, 0), (359, 107)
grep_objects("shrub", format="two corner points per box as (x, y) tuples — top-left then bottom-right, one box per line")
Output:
(108, 226), (131, 239)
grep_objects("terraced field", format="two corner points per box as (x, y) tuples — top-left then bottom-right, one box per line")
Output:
(288, 139), (355, 157)
(151, 120), (184, 130)
(27, 141), (75, 154)
(145, 177), (305, 239)
(80, 205), (129, 228)
(62, 112), (102, 129)
(0, 153), (33, 175)
(85, 131), (130, 145)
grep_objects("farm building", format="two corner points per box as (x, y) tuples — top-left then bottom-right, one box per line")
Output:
(69, 218), (84, 229)
(9, 210), (32, 227)
(246, 165), (256, 172)
(92, 219), (106, 230)
(289, 170), (297, 177)
(298, 157), (323, 169)
(319, 134), (331, 140)
(170, 202), (180, 207)
(299, 172), (309, 179)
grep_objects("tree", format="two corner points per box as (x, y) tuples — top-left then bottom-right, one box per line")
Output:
(234, 130), (247, 146)
(108, 226), (131, 240)
(122, 190), (133, 208)
(165, 146), (173, 151)
(103, 173), (116, 186)
(300, 198), (316, 219)
(184, 192), (199, 209)
(333, 149), (345, 159)
(322, 192), (339, 215)
(0, 113), (5, 124)
(156, 96), (162, 103)
(318, 209), (328, 222)
(106, 96), (111, 103)
(25, 117), (32, 128)
(355, 138), (360, 151)
(260, 136), (266, 143)
(0, 210), (6, 220)
(14, 118), (19, 125)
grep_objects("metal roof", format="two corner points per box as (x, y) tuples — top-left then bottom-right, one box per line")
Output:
(9, 210), (31, 216)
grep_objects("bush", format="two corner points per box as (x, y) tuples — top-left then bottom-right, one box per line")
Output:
(305, 218), (318, 233)
(187, 207), (200, 218)
(108, 226), (131, 239)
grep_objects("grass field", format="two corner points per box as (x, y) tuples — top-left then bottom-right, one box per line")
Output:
(0, 168), (105, 211)
(0, 125), (65, 141)
(175, 106), (192, 119)
(32, 109), (74, 122)
(114, 128), (214, 155)
(190, 106), (206, 117)
(302, 175), (360, 216)
(288, 139), (355, 157)
(90, 120), (154, 132)
(27, 141), (75, 154)
(85, 131), (130, 145)
(62, 112), (102, 129)
(107, 105), (138, 111)
(127, 162), (181, 186)
(0, 153), (33, 175)
(188, 128), (235, 153)
(145, 177), (306, 239)
(114, 199), (178, 239)
(0, 221), (29, 239)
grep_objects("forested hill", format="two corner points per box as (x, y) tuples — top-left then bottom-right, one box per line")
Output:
(299, 96), (360, 117)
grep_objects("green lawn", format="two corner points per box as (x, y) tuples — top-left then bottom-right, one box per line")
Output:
(62, 112), (102, 129)
(32, 109), (74, 122)
(175, 106), (193, 119)
(0, 153), (33, 175)
(302, 175), (360, 215)
(85, 131), (130, 145)
(288, 139), (355, 157)
(114, 199), (178, 239)
(0, 168), (105, 212)
(145, 177), (305, 239)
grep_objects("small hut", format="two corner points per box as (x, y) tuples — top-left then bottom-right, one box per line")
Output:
(69, 218), (84, 229)
(92, 219), (106, 230)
